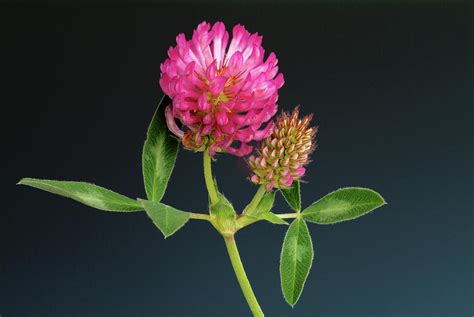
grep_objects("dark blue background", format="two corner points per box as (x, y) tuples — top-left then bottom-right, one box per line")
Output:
(1, 2), (472, 317)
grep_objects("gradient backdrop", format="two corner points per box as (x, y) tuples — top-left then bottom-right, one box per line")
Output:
(1, 2), (472, 317)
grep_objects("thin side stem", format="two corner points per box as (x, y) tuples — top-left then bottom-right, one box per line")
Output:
(244, 185), (267, 216)
(203, 150), (219, 205)
(189, 213), (210, 221)
(224, 236), (264, 317)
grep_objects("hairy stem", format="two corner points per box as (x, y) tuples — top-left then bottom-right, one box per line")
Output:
(203, 150), (219, 205)
(224, 236), (264, 317)
(244, 185), (267, 216)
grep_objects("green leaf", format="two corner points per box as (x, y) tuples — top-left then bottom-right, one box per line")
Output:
(139, 199), (190, 238)
(18, 178), (142, 212)
(281, 181), (301, 211)
(142, 95), (179, 202)
(280, 217), (314, 307)
(302, 187), (386, 224)
(253, 211), (288, 225)
(255, 191), (275, 215)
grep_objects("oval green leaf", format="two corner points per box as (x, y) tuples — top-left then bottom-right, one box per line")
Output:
(302, 187), (386, 224)
(142, 95), (179, 202)
(139, 199), (190, 238)
(18, 178), (142, 212)
(280, 217), (314, 307)
(281, 181), (301, 211)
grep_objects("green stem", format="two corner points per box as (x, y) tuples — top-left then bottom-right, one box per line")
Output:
(189, 213), (210, 221)
(276, 212), (300, 219)
(224, 236), (264, 317)
(203, 150), (219, 205)
(244, 185), (267, 216)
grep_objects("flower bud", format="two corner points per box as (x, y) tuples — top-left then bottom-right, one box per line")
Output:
(247, 107), (316, 190)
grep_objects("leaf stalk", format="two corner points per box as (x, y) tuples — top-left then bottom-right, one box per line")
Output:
(276, 213), (300, 219)
(189, 213), (211, 221)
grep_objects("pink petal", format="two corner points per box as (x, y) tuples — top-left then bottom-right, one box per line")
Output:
(215, 110), (229, 126)
(211, 22), (229, 69)
(250, 175), (260, 184)
(227, 51), (243, 74)
(295, 167), (306, 177)
(165, 106), (184, 138)
(203, 113), (213, 124)
(253, 121), (274, 141)
(227, 142), (252, 157)
(197, 92), (211, 112)
(265, 181), (275, 191)
(209, 76), (227, 96)
(281, 174), (293, 187)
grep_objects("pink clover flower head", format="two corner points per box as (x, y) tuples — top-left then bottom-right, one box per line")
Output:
(160, 21), (284, 156)
(248, 107), (317, 190)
